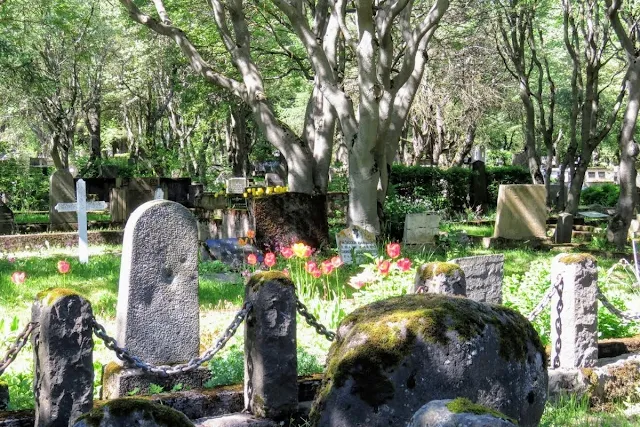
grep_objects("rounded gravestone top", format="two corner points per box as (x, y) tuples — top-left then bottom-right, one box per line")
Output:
(73, 398), (194, 427)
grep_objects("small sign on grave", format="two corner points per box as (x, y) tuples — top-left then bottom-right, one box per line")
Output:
(226, 178), (247, 195)
(336, 226), (378, 264)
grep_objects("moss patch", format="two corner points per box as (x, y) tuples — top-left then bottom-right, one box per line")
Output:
(313, 294), (545, 415)
(558, 253), (596, 265)
(102, 362), (123, 383)
(446, 397), (517, 424)
(75, 398), (193, 427)
(419, 262), (463, 280)
(36, 288), (83, 306)
(247, 271), (292, 291)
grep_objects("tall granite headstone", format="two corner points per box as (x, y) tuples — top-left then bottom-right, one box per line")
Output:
(49, 169), (76, 231)
(451, 254), (505, 304)
(115, 200), (199, 365)
(493, 185), (547, 240)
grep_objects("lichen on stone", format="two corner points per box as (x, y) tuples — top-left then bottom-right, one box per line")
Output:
(247, 271), (292, 291)
(558, 253), (596, 265)
(446, 397), (517, 424)
(419, 262), (463, 280)
(75, 398), (194, 427)
(36, 288), (83, 306)
(101, 362), (123, 383)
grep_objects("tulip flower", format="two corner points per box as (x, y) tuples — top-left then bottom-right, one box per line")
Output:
(281, 247), (294, 259)
(57, 260), (71, 274)
(396, 258), (412, 272)
(11, 271), (26, 285)
(264, 253), (276, 268)
(386, 243), (401, 259)
(247, 254), (258, 265)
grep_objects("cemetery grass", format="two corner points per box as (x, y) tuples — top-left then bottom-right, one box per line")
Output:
(13, 212), (111, 224)
(1, 244), (639, 423)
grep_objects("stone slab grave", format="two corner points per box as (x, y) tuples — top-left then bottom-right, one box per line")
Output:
(336, 225), (377, 264)
(0, 201), (15, 235)
(54, 179), (108, 264)
(450, 254), (504, 304)
(265, 172), (284, 187)
(103, 199), (203, 398)
(205, 238), (260, 269)
(493, 184), (547, 240)
(50, 169), (77, 231)
(404, 212), (440, 244)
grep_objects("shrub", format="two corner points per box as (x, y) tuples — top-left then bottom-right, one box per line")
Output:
(0, 158), (50, 211)
(580, 183), (620, 207)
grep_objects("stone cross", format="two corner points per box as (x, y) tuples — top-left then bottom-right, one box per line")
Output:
(55, 179), (107, 264)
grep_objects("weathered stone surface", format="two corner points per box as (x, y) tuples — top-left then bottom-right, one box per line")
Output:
(0, 412), (33, 427)
(550, 253), (598, 369)
(0, 382), (8, 410)
(72, 398), (194, 427)
(101, 365), (212, 400)
(414, 262), (466, 296)
(0, 202), (15, 235)
(50, 170), (76, 231)
(403, 213), (440, 245)
(311, 294), (547, 427)
(32, 290), (94, 427)
(493, 184), (547, 240)
(450, 255), (504, 304)
(204, 238), (260, 270)
(555, 213), (574, 244)
(193, 414), (279, 427)
(244, 272), (297, 420)
(116, 200), (199, 366)
(407, 399), (517, 427)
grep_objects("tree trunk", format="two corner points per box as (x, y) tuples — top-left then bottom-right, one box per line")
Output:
(226, 103), (250, 177)
(519, 81), (544, 184)
(565, 149), (593, 214)
(451, 124), (476, 167)
(608, 62), (640, 248)
(86, 102), (101, 163)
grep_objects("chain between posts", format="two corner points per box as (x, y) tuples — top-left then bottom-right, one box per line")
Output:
(596, 287), (640, 322)
(0, 322), (38, 377)
(526, 277), (561, 322)
(92, 302), (252, 377)
(553, 276), (564, 369)
(295, 298), (336, 341)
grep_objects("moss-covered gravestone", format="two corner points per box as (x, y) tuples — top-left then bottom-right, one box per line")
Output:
(414, 262), (466, 296)
(0, 380), (8, 410)
(310, 294), (547, 427)
(407, 399), (517, 427)
(72, 398), (194, 427)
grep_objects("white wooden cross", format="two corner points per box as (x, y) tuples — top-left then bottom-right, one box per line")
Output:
(55, 179), (108, 264)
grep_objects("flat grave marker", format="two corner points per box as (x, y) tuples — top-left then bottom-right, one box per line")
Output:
(336, 225), (377, 264)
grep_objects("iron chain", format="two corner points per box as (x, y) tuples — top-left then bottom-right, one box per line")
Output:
(0, 322), (38, 376)
(295, 298), (336, 341)
(553, 276), (564, 369)
(526, 277), (560, 322)
(596, 287), (640, 322)
(92, 302), (252, 376)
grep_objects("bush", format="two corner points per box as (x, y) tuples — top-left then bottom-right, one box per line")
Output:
(0, 158), (50, 211)
(486, 166), (531, 206)
(580, 183), (620, 207)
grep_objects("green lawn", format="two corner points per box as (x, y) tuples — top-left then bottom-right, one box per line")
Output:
(13, 212), (112, 224)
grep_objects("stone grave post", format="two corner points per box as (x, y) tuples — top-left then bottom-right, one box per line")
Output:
(49, 169), (76, 231)
(414, 262), (466, 296)
(244, 272), (298, 419)
(54, 179), (107, 264)
(450, 254), (504, 304)
(555, 213), (574, 244)
(550, 253), (598, 369)
(103, 200), (202, 398)
(32, 290), (94, 427)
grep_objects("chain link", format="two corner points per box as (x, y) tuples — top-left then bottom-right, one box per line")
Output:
(0, 322), (38, 376)
(596, 287), (640, 322)
(295, 298), (336, 341)
(552, 276), (564, 369)
(92, 302), (252, 376)
(526, 277), (560, 322)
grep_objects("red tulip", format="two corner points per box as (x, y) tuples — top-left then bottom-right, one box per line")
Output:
(281, 247), (294, 259)
(396, 258), (412, 272)
(264, 253), (276, 268)
(321, 260), (334, 275)
(331, 256), (344, 268)
(311, 268), (322, 279)
(305, 261), (317, 273)
(377, 259), (391, 276)
(247, 230), (256, 239)
(57, 260), (71, 274)
(247, 254), (258, 265)
(11, 271), (26, 285)
(386, 243), (401, 259)
(7, 256), (16, 263)
(282, 268), (290, 277)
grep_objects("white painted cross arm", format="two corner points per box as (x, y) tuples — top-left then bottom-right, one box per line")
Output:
(55, 201), (108, 212)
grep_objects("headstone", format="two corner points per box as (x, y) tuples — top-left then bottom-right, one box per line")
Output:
(311, 294), (548, 427)
(555, 213), (574, 244)
(0, 202), (16, 235)
(54, 179), (108, 264)
(125, 178), (159, 219)
(32, 290), (94, 427)
(403, 213), (440, 245)
(226, 178), (247, 194)
(244, 272), (297, 419)
(550, 253), (598, 369)
(154, 187), (165, 200)
(470, 160), (489, 214)
(205, 238), (260, 269)
(407, 399), (517, 427)
(116, 200), (199, 365)
(414, 262), (466, 296)
(110, 187), (127, 223)
(0, 382), (8, 410)
(336, 225), (378, 264)
(265, 173), (284, 187)
(50, 169), (76, 231)
(72, 398), (194, 427)
(450, 254), (504, 304)
(493, 185), (547, 240)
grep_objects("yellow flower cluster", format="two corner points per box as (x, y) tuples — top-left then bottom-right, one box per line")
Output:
(243, 186), (288, 198)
